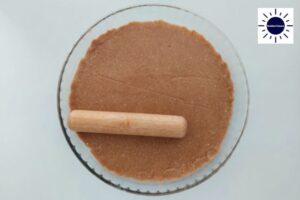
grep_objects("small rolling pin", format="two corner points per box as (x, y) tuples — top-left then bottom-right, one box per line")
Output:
(68, 110), (187, 138)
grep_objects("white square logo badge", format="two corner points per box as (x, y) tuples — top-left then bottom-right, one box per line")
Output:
(258, 8), (294, 44)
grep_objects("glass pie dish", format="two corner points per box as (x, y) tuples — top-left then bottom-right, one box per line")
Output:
(57, 4), (249, 195)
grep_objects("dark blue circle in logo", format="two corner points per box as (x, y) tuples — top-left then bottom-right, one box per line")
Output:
(267, 17), (285, 35)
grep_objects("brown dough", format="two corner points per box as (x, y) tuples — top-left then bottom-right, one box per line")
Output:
(69, 21), (233, 181)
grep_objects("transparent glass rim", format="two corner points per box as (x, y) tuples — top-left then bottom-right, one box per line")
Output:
(57, 4), (249, 195)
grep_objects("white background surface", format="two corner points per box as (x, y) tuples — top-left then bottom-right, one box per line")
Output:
(0, 0), (299, 199)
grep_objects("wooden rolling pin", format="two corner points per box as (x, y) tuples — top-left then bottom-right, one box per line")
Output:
(68, 110), (187, 138)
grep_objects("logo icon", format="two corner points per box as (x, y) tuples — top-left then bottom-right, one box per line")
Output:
(258, 8), (294, 44)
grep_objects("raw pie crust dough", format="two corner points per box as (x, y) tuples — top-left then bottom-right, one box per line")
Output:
(70, 21), (233, 181)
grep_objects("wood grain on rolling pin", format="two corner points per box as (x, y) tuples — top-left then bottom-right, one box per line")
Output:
(68, 110), (187, 138)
